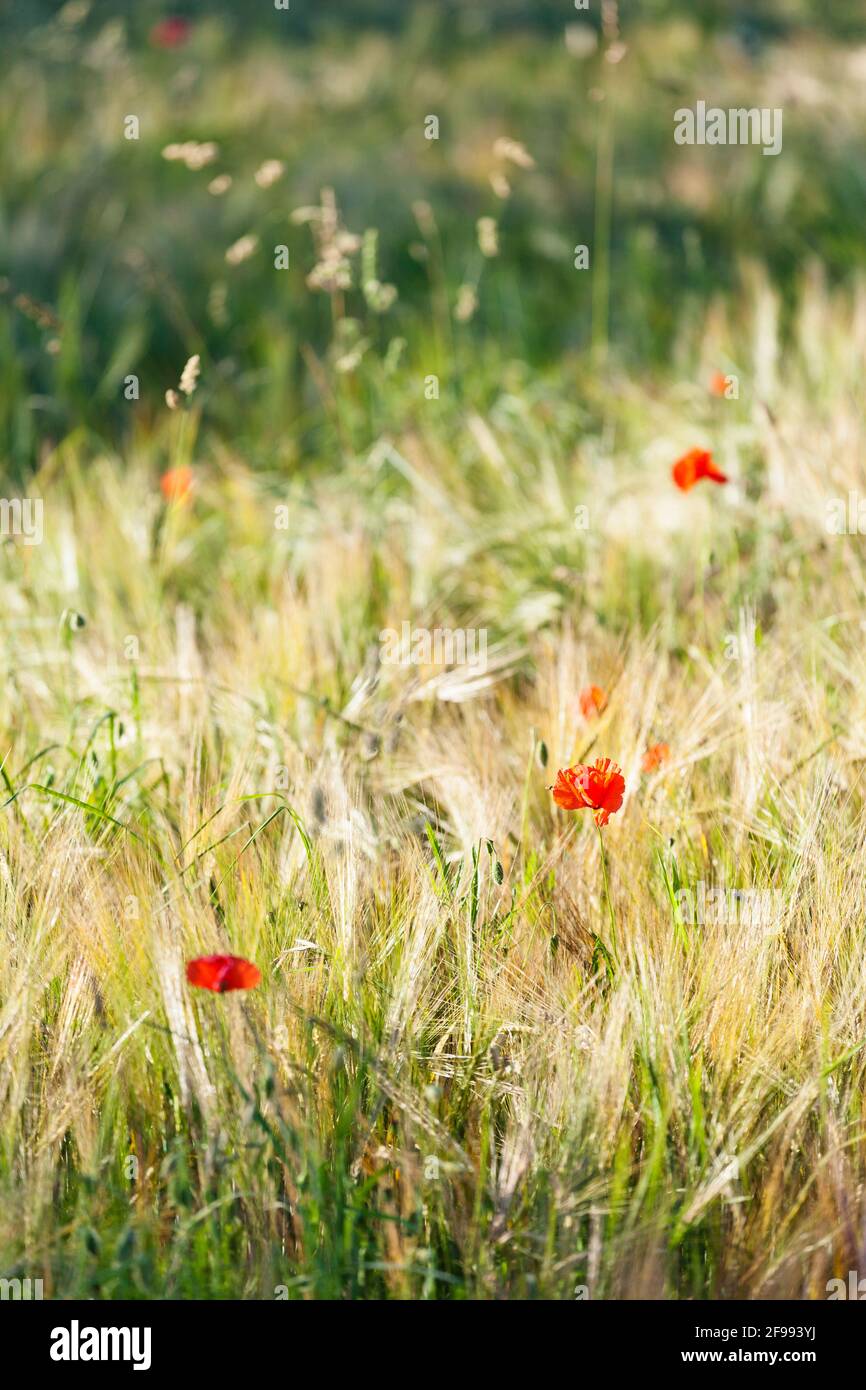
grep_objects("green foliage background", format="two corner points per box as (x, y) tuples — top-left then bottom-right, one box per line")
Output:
(1, 0), (865, 477)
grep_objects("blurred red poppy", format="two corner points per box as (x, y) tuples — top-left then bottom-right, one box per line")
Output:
(551, 757), (625, 826)
(709, 371), (729, 398)
(160, 464), (194, 504)
(579, 684), (607, 719)
(672, 448), (727, 492)
(642, 742), (671, 773)
(150, 17), (192, 49)
(186, 955), (261, 992)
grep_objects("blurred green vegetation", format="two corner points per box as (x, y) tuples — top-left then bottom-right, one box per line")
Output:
(0, 0), (864, 477)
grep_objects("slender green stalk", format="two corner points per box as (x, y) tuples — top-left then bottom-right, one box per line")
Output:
(591, 92), (615, 364)
(596, 822), (618, 962)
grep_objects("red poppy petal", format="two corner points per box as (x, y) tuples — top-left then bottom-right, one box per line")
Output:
(702, 460), (728, 484)
(223, 958), (262, 991)
(186, 955), (260, 992)
(552, 772), (581, 810)
(186, 957), (223, 990)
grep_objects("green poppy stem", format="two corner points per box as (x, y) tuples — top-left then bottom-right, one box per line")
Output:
(596, 822), (618, 963)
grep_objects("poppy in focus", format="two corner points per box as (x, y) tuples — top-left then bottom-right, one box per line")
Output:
(150, 17), (192, 48)
(672, 448), (727, 492)
(579, 684), (607, 719)
(186, 955), (261, 992)
(642, 742), (671, 773)
(551, 757), (625, 827)
(160, 464), (194, 504)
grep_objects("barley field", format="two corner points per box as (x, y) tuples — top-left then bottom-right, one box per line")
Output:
(2, 1), (866, 1302)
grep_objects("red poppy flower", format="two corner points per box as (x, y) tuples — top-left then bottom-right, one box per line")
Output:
(579, 684), (607, 720)
(709, 371), (729, 398)
(641, 742), (671, 773)
(186, 955), (261, 992)
(551, 757), (625, 827)
(160, 464), (194, 504)
(150, 17), (192, 49)
(672, 448), (727, 492)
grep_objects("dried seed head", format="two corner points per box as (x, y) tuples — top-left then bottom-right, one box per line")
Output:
(225, 234), (259, 266)
(493, 136), (535, 169)
(178, 354), (200, 397)
(254, 159), (284, 189)
(477, 217), (499, 258)
(179, 353), (200, 397)
(162, 141), (219, 171)
(455, 284), (478, 323)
